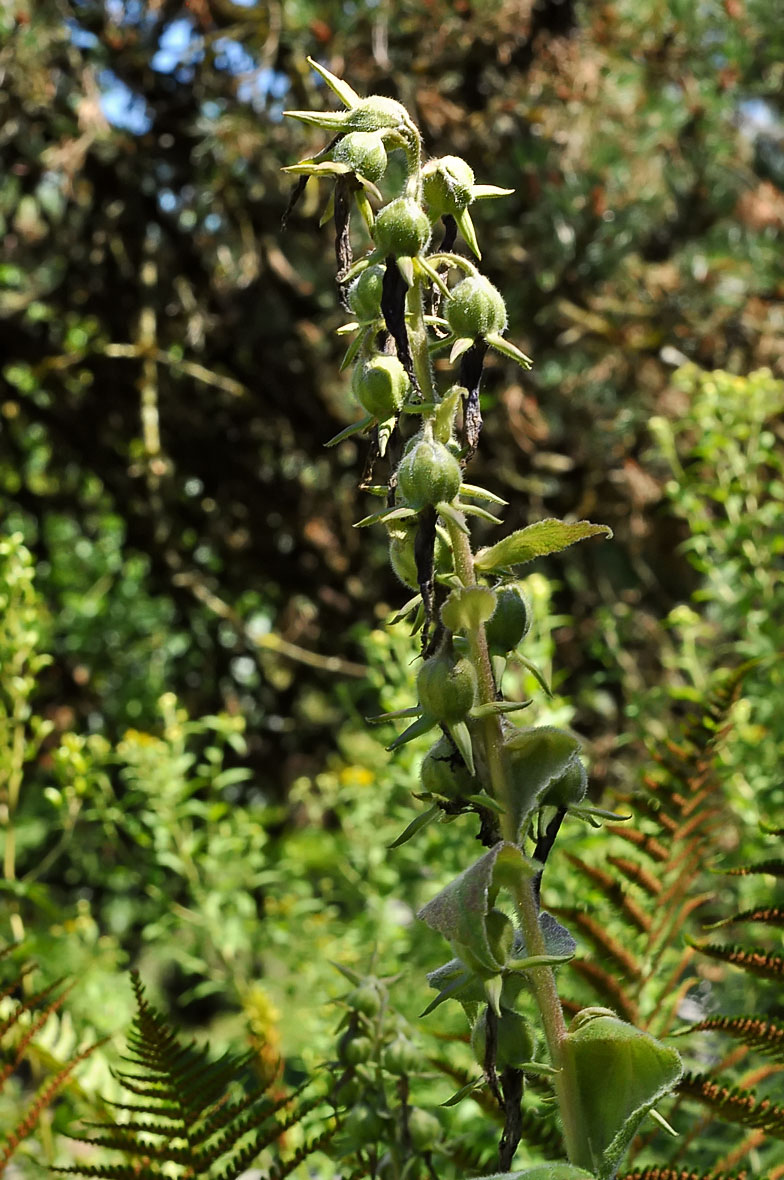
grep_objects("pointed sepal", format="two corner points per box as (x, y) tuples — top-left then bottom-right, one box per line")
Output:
(306, 56), (361, 108)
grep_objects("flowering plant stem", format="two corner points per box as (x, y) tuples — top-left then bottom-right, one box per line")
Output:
(285, 59), (682, 1178)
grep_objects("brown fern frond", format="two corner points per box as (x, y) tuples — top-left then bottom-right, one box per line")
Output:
(0, 1037), (103, 1174)
(705, 906), (784, 930)
(618, 1170), (746, 1179)
(607, 825), (669, 863)
(687, 940), (784, 981)
(681, 1016), (784, 1061)
(0, 961), (102, 1176)
(569, 959), (639, 1023)
(563, 854), (652, 932)
(678, 1072), (784, 1136)
(549, 907), (643, 979)
(607, 855), (663, 897)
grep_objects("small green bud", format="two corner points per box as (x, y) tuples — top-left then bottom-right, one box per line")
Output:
(397, 435), (461, 510)
(347, 264), (386, 320)
(335, 1075), (362, 1105)
(347, 983), (383, 1018)
(343, 1103), (386, 1144)
(485, 584), (532, 652)
(542, 757), (587, 808)
(471, 1006), (536, 1069)
(345, 95), (410, 133)
(387, 521), (452, 589)
(407, 1107), (443, 1150)
(420, 735), (475, 798)
(446, 275), (507, 339)
(343, 1035), (374, 1066)
(382, 1035), (420, 1075)
(373, 197), (431, 258)
(417, 653), (476, 724)
(333, 131), (388, 182)
(352, 355), (409, 419)
(422, 155), (475, 217)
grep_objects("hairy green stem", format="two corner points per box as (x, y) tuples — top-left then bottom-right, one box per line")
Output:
(444, 512), (581, 1161)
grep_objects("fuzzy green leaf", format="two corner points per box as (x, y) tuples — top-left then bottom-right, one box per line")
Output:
(469, 1168), (595, 1179)
(475, 519), (612, 573)
(563, 1014), (682, 1180)
(418, 843), (536, 975)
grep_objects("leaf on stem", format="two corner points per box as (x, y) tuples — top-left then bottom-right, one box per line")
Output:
(475, 519), (612, 573)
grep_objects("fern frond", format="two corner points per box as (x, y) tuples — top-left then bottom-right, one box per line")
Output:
(607, 825), (669, 863)
(59, 972), (333, 1180)
(570, 960), (639, 1023)
(564, 853), (652, 933)
(268, 1123), (338, 1180)
(680, 1016), (784, 1062)
(618, 1170), (746, 1179)
(607, 855), (663, 897)
(0, 958), (102, 1175)
(705, 906), (784, 929)
(0, 1038), (103, 1174)
(686, 939), (784, 981)
(724, 859), (784, 878)
(549, 907), (643, 978)
(678, 1072), (784, 1137)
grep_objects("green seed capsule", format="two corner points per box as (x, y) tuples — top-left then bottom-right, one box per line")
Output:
(382, 1036), (420, 1075)
(343, 1103), (386, 1144)
(407, 1107), (443, 1151)
(542, 758), (587, 808)
(333, 131), (388, 182)
(352, 355), (409, 419)
(388, 521), (452, 590)
(422, 155), (475, 217)
(345, 95), (410, 134)
(485, 585), (532, 652)
(373, 197), (431, 258)
(347, 264), (386, 320)
(397, 436), (461, 510)
(420, 735), (475, 798)
(446, 275), (507, 338)
(471, 1007), (536, 1069)
(343, 1035), (374, 1066)
(417, 653), (476, 724)
(347, 983), (383, 1018)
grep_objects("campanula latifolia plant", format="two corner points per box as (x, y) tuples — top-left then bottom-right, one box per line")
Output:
(284, 60), (683, 1180)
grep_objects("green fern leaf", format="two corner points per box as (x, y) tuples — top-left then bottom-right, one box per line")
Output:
(58, 972), (333, 1180)
(724, 859), (784, 878)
